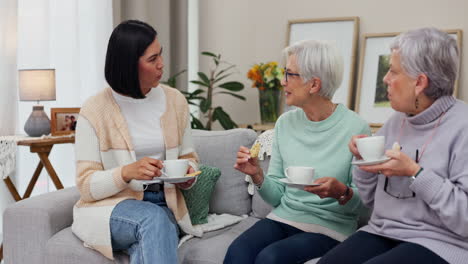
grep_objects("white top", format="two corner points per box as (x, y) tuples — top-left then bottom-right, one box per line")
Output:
(111, 86), (166, 161)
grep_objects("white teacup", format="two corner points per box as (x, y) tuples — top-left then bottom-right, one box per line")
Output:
(284, 166), (315, 184)
(163, 159), (189, 178)
(356, 136), (385, 161)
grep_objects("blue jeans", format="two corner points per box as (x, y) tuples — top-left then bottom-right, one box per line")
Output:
(317, 231), (448, 264)
(110, 191), (179, 264)
(224, 218), (339, 264)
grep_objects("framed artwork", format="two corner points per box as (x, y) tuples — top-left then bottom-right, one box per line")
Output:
(50, 107), (80, 136)
(284, 17), (360, 112)
(355, 29), (462, 127)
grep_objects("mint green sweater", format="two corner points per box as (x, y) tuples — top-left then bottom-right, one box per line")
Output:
(258, 104), (370, 237)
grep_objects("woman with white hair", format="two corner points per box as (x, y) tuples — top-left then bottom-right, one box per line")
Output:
(319, 28), (468, 264)
(224, 40), (370, 264)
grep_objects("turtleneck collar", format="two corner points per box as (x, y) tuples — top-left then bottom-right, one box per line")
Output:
(407, 96), (456, 125)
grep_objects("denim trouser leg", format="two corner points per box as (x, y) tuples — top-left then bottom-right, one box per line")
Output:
(110, 191), (179, 264)
(224, 218), (339, 264)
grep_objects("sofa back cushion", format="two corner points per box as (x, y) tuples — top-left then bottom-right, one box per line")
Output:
(192, 128), (257, 216)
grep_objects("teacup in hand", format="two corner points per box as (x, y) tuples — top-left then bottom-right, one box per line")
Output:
(163, 159), (189, 178)
(356, 136), (385, 161)
(284, 166), (315, 184)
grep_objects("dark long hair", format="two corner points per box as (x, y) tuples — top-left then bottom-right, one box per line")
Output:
(104, 20), (157, 99)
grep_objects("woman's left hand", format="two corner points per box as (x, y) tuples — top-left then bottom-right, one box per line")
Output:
(175, 166), (196, 189)
(304, 177), (347, 199)
(358, 149), (421, 177)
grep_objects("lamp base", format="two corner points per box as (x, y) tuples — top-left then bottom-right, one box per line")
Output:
(24, 105), (51, 137)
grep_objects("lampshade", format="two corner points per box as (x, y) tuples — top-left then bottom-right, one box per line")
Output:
(19, 69), (56, 101)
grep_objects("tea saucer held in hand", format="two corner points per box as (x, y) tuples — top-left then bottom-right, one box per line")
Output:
(351, 156), (391, 166)
(279, 178), (321, 190)
(141, 175), (197, 185)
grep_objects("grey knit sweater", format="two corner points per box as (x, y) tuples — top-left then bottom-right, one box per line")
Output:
(353, 96), (468, 264)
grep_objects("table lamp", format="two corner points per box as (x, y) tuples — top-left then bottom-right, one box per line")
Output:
(19, 69), (56, 137)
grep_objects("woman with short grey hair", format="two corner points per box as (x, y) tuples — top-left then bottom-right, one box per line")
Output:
(225, 40), (370, 263)
(319, 27), (468, 264)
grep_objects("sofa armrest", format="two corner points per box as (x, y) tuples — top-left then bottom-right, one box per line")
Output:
(3, 187), (80, 264)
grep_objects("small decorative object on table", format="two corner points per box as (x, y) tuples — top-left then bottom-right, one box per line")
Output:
(247, 62), (284, 124)
(50, 107), (81, 136)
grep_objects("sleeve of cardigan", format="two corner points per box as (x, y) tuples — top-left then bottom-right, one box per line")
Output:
(257, 120), (285, 207)
(409, 131), (468, 237)
(75, 116), (128, 202)
(178, 112), (199, 171)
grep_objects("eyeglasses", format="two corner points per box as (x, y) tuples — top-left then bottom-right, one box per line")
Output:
(383, 148), (417, 199)
(284, 67), (300, 83)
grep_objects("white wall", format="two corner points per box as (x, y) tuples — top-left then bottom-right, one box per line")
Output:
(0, 0), (18, 244)
(199, 0), (468, 128)
(16, 0), (113, 195)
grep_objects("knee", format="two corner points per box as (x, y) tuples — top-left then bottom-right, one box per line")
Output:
(139, 206), (177, 236)
(224, 239), (245, 263)
(255, 248), (282, 264)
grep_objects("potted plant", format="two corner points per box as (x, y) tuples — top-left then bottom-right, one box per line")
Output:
(166, 52), (245, 130)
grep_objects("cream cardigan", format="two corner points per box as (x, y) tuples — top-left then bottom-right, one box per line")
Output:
(72, 85), (200, 260)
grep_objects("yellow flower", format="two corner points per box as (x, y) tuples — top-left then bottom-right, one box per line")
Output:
(247, 61), (283, 90)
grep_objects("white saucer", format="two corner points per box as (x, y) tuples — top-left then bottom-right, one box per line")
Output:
(279, 178), (321, 190)
(351, 156), (391, 166)
(141, 175), (197, 185)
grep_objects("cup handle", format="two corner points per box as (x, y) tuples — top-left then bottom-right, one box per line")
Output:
(161, 163), (168, 177)
(284, 168), (290, 180)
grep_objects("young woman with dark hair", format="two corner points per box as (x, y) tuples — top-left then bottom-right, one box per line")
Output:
(72, 20), (199, 264)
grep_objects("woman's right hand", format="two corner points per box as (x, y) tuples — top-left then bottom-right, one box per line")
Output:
(121, 157), (164, 183)
(348, 134), (368, 160)
(234, 146), (263, 184)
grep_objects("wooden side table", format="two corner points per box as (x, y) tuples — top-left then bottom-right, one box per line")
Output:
(1, 135), (75, 261)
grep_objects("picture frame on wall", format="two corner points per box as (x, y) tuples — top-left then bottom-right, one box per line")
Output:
(284, 17), (360, 112)
(50, 107), (80, 136)
(355, 29), (462, 127)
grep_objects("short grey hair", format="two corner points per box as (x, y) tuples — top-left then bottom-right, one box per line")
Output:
(283, 39), (344, 99)
(390, 27), (459, 99)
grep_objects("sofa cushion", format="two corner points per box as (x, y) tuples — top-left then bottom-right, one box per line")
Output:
(178, 217), (259, 264)
(192, 129), (257, 216)
(182, 164), (222, 224)
(45, 227), (129, 264)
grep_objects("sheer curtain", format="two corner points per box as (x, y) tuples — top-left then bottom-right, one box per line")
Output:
(16, 0), (113, 196)
(0, 0), (18, 247)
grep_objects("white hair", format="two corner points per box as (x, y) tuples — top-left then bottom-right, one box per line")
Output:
(390, 27), (459, 99)
(283, 39), (344, 99)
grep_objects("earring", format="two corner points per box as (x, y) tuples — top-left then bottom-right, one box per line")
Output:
(415, 97), (419, 109)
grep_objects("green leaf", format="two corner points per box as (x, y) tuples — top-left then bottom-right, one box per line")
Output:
(186, 89), (205, 96)
(216, 91), (246, 101)
(200, 98), (211, 113)
(197, 72), (211, 85)
(188, 96), (205, 100)
(190, 115), (205, 129)
(201, 51), (217, 58)
(212, 107), (237, 129)
(162, 70), (186, 88)
(215, 65), (235, 77)
(213, 73), (230, 84)
(190, 80), (209, 87)
(218, 81), (244, 91)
